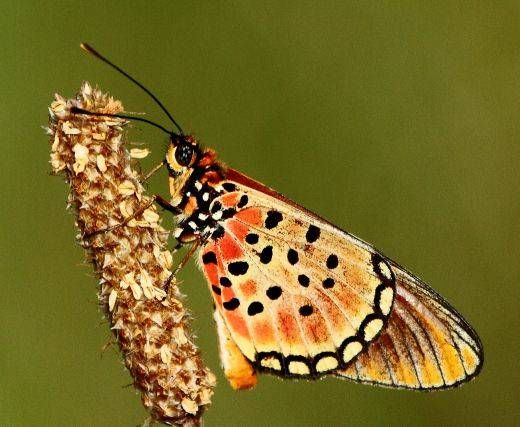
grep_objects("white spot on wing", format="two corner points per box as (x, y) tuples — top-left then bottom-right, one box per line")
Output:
(343, 341), (363, 363)
(288, 360), (310, 375)
(378, 260), (392, 280)
(260, 357), (281, 371)
(363, 318), (384, 341)
(315, 356), (338, 372)
(379, 287), (394, 316)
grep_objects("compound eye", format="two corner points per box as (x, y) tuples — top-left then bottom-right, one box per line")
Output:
(174, 143), (194, 167)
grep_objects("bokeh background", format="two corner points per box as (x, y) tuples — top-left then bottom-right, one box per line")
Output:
(1, 2), (518, 426)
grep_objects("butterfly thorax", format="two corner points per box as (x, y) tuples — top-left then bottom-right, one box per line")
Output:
(166, 140), (233, 244)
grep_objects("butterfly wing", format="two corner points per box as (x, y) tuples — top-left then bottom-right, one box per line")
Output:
(201, 175), (395, 377)
(336, 265), (483, 389)
(200, 169), (482, 389)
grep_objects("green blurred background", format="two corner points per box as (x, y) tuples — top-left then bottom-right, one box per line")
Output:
(1, 1), (518, 426)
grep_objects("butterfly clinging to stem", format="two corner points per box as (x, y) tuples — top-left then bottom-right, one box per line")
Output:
(74, 43), (483, 391)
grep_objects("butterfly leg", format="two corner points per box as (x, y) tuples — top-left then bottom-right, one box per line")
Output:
(85, 194), (181, 238)
(140, 160), (165, 183)
(154, 194), (181, 215)
(164, 240), (200, 293)
(173, 240), (200, 275)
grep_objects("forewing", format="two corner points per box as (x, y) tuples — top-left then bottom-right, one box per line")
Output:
(200, 170), (482, 388)
(200, 176), (395, 377)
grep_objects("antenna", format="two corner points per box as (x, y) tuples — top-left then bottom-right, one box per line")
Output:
(70, 106), (173, 136)
(80, 42), (184, 135)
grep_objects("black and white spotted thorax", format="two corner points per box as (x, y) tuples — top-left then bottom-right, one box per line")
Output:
(174, 180), (238, 243)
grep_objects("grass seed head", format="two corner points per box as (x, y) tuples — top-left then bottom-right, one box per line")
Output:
(48, 83), (215, 426)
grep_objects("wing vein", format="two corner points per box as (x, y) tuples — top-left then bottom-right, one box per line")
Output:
(401, 300), (450, 386)
(391, 320), (422, 387)
(377, 342), (396, 386)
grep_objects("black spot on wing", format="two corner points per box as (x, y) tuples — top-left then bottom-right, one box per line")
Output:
(326, 254), (338, 269)
(305, 225), (320, 243)
(221, 208), (236, 219)
(299, 305), (313, 316)
(287, 249), (299, 265)
(211, 226), (225, 240)
(298, 274), (310, 287)
(266, 286), (282, 300)
(202, 251), (217, 265)
(322, 278), (335, 289)
(237, 194), (248, 208)
(220, 277), (232, 287)
(222, 182), (237, 192)
(228, 261), (249, 276)
(245, 233), (259, 244)
(259, 246), (273, 264)
(247, 301), (264, 316)
(223, 298), (240, 310)
(210, 201), (222, 213)
(265, 210), (283, 229)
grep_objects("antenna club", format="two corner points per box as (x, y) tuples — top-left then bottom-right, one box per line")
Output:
(80, 42), (103, 60)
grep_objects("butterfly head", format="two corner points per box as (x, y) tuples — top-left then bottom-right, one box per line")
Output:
(164, 134), (223, 208)
(164, 135), (200, 205)
(166, 134), (199, 175)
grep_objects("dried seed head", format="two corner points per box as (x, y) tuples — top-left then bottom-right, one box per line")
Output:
(48, 82), (215, 426)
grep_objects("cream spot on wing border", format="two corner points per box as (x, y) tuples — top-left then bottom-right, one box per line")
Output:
(363, 318), (384, 341)
(260, 356), (282, 371)
(379, 287), (394, 316)
(342, 341), (363, 363)
(315, 356), (339, 372)
(288, 360), (310, 375)
(378, 259), (393, 281)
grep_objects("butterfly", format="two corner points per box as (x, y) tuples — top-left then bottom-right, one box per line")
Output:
(78, 43), (483, 392)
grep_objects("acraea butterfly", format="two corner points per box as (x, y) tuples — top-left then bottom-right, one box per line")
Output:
(76, 43), (483, 391)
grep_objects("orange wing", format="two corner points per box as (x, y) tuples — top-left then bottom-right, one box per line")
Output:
(199, 170), (483, 390)
(200, 188), (395, 378)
